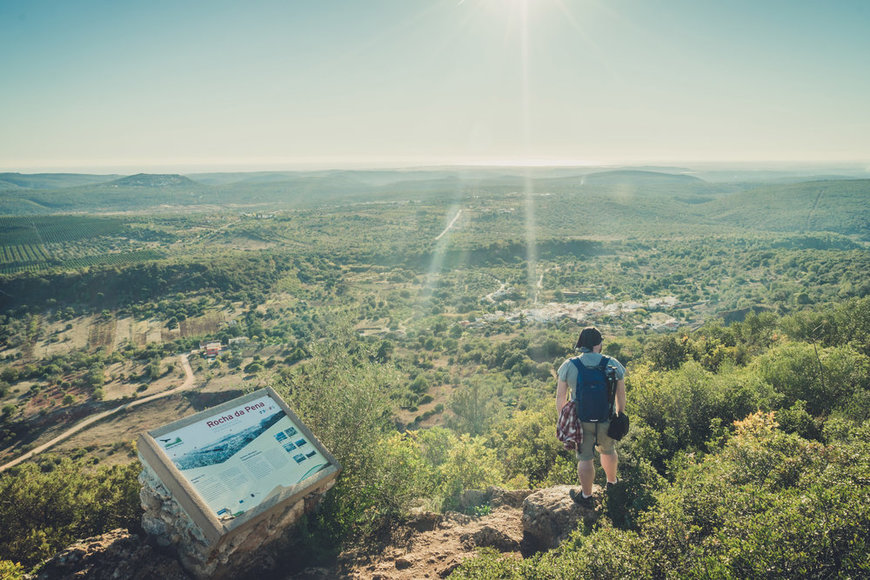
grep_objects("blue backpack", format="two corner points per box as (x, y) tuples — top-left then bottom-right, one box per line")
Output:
(571, 356), (616, 423)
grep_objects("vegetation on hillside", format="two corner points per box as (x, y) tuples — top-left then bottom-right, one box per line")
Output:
(2, 300), (866, 575)
(0, 170), (867, 576)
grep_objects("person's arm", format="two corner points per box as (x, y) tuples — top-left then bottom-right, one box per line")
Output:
(615, 379), (626, 414)
(556, 379), (569, 419)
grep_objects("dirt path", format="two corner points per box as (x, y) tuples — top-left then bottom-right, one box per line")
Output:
(0, 354), (196, 472)
(335, 506), (524, 579)
(485, 280), (506, 303)
(435, 209), (463, 241)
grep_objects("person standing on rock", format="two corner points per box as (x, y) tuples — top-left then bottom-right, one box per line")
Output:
(555, 327), (627, 506)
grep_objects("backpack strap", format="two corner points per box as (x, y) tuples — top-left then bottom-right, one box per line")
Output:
(569, 357), (583, 399)
(598, 356), (618, 417)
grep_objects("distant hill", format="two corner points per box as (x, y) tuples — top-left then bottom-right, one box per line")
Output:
(0, 173), (119, 190)
(580, 169), (706, 186)
(0, 170), (866, 234)
(0, 173), (209, 214)
(0, 197), (52, 214)
(107, 174), (199, 188)
(526, 169), (721, 201)
(706, 179), (870, 237)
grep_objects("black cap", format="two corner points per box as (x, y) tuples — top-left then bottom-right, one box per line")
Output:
(576, 326), (603, 350)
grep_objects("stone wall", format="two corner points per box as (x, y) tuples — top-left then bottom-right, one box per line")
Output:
(138, 463), (334, 579)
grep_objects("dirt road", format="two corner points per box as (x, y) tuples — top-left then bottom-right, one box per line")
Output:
(0, 353), (196, 472)
(435, 209), (463, 241)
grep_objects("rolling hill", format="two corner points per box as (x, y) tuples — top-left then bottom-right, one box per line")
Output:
(0, 170), (866, 242)
(0, 173), (119, 190)
(705, 179), (870, 237)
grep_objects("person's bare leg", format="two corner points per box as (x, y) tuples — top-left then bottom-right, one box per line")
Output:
(577, 459), (595, 496)
(600, 451), (618, 484)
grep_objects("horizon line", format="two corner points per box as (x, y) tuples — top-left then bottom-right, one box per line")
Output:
(3, 156), (870, 175)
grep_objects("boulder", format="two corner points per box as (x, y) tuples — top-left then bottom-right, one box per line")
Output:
(461, 525), (521, 552)
(521, 485), (599, 553)
(405, 509), (443, 532)
(490, 487), (534, 509)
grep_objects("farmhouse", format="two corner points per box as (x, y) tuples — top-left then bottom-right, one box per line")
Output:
(202, 341), (223, 358)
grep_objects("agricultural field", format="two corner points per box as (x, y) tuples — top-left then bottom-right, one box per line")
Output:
(0, 215), (166, 274)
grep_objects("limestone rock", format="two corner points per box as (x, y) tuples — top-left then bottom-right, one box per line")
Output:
(438, 559), (461, 578)
(521, 484), (599, 552)
(490, 487), (534, 508)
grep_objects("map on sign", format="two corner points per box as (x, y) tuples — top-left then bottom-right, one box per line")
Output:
(156, 394), (329, 519)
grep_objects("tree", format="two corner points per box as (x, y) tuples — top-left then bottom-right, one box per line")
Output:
(448, 375), (499, 436)
(271, 315), (410, 554)
(643, 334), (688, 371)
(84, 363), (105, 391)
(375, 339), (394, 362)
(756, 342), (870, 418)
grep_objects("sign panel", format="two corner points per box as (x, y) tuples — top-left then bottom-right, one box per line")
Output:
(154, 394), (330, 519)
(138, 387), (340, 544)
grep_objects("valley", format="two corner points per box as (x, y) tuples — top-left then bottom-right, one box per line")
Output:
(0, 166), (868, 576)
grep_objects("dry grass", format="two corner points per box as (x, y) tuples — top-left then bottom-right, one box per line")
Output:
(179, 311), (223, 337)
(88, 318), (115, 351)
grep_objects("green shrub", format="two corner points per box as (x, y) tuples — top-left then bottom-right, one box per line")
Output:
(0, 560), (25, 580)
(629, 362), (777, 469)
(487, 404), (563, 486)
(455, 412), (869, 579)
(0, 456), (141, 569)
(756, 342), (869, 417)
(271, 317), (434, 563)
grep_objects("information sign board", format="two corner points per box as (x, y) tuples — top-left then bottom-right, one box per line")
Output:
(138, 387), (340, 544)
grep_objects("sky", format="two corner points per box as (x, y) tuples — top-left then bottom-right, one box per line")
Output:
(1, 0), (869, 173)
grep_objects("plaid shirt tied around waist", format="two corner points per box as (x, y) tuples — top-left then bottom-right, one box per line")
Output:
(556, 402), (582, 450)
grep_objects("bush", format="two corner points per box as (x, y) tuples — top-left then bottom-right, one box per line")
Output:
(433, 433), (504, 511)
(487, 404), (563, 486)
(628, 362), (777, 469)
(455, 412), (869, 579)
(0, 456), (141, 569)
(642, 334), (689, 371)
(756, 342), (870, 417)
(0, 560), (25, 580)
(271, 317), (422, 561)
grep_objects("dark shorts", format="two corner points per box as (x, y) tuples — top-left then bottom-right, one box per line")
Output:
(576, 421), (616, 461)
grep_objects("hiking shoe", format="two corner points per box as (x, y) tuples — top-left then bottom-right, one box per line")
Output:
(606, 479), (619, 492)
(569, 488), (595, 507)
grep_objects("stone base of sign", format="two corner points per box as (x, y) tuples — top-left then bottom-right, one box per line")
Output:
(139, 463), (335, 579)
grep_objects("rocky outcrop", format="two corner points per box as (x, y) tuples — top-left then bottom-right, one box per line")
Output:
(461, 525), (521, 552)
(36, 485), (602, 579)
(521, 484), (600, 552)
(36, 529), (190, 580)
(336, 485), (602, 578)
